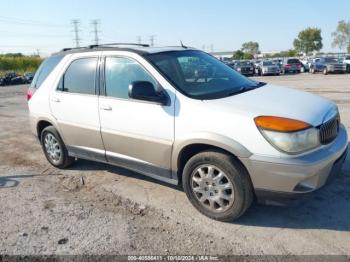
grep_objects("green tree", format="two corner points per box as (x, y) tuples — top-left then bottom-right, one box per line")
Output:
(241, 41), (260, 55)
(232, 50), (244, 60)
(332, 20), (350, 53)
(293, 27), (323, 54)
(243, 53), (254, 60)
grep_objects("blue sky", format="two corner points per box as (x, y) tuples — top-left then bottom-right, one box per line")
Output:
(1, 0), (349, 56)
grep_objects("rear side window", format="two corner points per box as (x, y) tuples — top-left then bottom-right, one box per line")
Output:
(60, 58), (97, 95)
(31, 55), (64, 89)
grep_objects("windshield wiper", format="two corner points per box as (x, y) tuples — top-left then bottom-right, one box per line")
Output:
(256, 81), (267, 87)
(225, 85), (260, 97)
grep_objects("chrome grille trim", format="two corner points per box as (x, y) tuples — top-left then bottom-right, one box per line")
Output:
(319, 114), (340, 145)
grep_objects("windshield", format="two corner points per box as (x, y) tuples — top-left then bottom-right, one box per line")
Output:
(287, 59), (300, 64)
(236, 61), (251, 66)
(145, 50), (260, 99)
(262, 61), (273, 66)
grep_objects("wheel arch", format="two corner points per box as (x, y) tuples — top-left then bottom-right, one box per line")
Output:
(36, 117), (61, 142)
(172, 133), (252, 183)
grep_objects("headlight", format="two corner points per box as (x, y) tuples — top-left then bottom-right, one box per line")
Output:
(255, 116), (320, 154)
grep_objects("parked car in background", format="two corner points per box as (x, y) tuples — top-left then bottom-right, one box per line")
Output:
(281, 58), (302, 74)
(310, 57), (346, 75)
(342, 55), (350, 73)
(233, 61), (254, 76)
(272, 59), (282, 70)
(300, 58), (310, 73)
(255, 60), (280, 76)
(23, 72), (34, 84)
(3, 72), (24, 85)
(0, 76), (4, 86)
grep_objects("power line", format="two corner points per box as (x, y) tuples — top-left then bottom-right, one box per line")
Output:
(0, 15), (66, 27)
(0, 30), (70, 38)
(90, 19), (101, 45)
(71, 19), (82, 48)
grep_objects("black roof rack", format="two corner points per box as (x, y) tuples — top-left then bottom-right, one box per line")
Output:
(60, 47), (87, 52)
(59, 43), (150, 53)
(88, 43), (150, 48)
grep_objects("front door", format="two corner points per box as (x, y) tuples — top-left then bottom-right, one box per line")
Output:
(98, 56), (175, 179)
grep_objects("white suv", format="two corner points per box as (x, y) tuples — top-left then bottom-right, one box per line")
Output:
(27, 44), (348, 221)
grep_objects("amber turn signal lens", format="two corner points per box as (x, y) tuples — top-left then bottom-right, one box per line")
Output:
(255, 116), (311, 132)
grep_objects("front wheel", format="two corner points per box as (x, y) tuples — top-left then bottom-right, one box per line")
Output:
(41, 126), (74, 169)
(182, 150), (254, 221)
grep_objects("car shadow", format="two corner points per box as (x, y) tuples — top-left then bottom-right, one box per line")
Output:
(0, 174), (36, 189)
(67, 143), (349, 231)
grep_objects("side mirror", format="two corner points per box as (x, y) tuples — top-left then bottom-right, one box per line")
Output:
(128, 81), (168, 105)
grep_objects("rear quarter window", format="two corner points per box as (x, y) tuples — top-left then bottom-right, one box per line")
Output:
(31, 55), (64, 89)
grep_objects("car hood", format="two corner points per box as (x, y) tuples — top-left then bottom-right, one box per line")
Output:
(237, 65), (253, 69)
(203, 84), (336, 126)
(326, 63), (343, 66)
(262, 65), (279, 69)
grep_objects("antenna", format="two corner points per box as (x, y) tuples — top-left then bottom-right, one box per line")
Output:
(180, 40), (187, 48)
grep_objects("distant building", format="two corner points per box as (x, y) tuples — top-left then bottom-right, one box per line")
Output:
(210, 51), (233, 60)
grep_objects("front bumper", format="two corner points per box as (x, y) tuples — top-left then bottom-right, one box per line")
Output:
(240, 124), (348, 202)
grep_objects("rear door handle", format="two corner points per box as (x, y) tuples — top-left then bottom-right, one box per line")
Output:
(100, 105), (112, 111)
(51, 97), (60, 103)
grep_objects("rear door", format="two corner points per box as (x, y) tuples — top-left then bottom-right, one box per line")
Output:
(50, 53), (105, 161)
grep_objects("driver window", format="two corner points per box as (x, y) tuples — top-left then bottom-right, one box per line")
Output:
(105, 57), (157, 99)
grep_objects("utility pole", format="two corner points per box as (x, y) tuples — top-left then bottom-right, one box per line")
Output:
(149, 35), (156, 47)
(137, 36), (142, 45)
(210, 44), (214, 52)
(71, 19), (81, 47)
(90, 19), (101, 45)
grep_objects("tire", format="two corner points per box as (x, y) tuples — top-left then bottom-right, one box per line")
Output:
(40, 126), (74, 169)
(323, 68), (328, 75)
(182, 150), (254, 221)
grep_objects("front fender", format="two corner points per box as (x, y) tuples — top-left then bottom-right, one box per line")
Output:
(171, 132), (252, 171)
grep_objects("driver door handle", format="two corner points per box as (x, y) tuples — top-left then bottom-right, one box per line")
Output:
(100, 105), (112, 111)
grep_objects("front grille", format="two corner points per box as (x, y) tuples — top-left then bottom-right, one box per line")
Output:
(319, 115), (340, 145)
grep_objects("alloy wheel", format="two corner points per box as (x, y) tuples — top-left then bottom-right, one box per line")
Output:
(44, 133), (62, 164)
(190, 165), (234, 213)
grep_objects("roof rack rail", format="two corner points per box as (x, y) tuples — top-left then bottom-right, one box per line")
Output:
(60, 47), (86, 52)
(88, 43), (150, 48)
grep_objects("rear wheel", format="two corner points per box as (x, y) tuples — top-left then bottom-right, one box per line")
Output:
(182, 150), (253, 221)
(41, 126), (74, 169)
